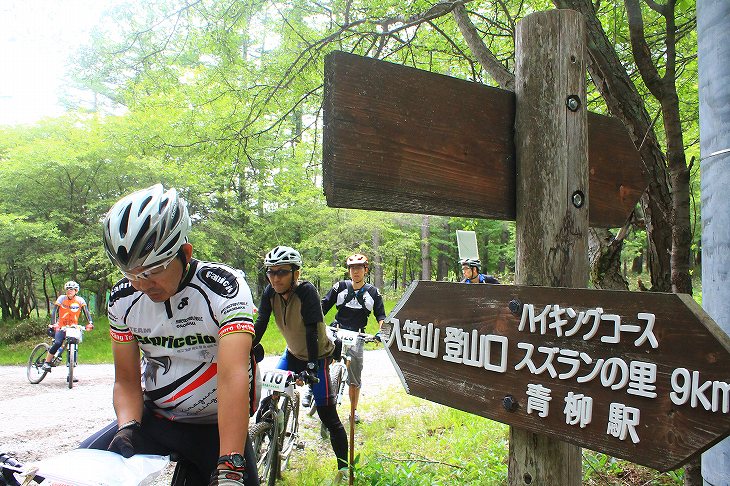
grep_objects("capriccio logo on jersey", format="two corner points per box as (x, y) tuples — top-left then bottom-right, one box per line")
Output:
(197, 266), (239, 298)
(133, 333), (217, 348)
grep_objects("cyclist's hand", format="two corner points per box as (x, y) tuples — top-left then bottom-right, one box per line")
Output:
(46, 327), (55, 338)
(373, 332), (382, 342)
(300, 370), (319, 385)
(107, 423), (141, 458)
(209, 468), (247, 485)
(86, 323), (94, 331)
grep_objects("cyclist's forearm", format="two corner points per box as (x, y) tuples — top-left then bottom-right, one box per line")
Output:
(82, 306), (93, 323)
(112, 381), (144, 424)
(305, 323), (319, 363)
(50, 305), (58, 325)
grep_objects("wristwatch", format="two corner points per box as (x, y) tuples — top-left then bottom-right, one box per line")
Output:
(306, 362), (316, 371)
(218, 452), (246, 470)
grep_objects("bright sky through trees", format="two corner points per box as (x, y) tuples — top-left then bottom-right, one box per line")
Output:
(0, 0), (118, 126)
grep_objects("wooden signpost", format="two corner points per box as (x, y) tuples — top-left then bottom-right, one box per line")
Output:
(322, 52), (647, 228)
(321, 8), (718, 484)
(380, 281), (730, 472)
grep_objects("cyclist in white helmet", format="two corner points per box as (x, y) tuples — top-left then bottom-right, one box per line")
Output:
(320, 253), (386, 423)
(81, 184), (259, 485)
(460, 258), (500, 284)
(253, 246), (349, 482)
(41, 280), (94, 379)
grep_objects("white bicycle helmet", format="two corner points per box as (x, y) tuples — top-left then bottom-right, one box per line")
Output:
(264, 246), (302, 268)
(346, 254), (369, 267)
(460, 258), (481, 271)
(103, 184), (191, 272)
(64, 280), (80, 291)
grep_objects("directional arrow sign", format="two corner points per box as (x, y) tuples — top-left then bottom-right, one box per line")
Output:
(322, 51), (648, 228)
(382, 281), (730, 472)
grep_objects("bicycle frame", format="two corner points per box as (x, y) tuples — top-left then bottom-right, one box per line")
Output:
(251, 369), (310, 486)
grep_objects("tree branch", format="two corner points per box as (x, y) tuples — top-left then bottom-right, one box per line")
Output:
(624, 0), (665, 98)
(452, 3), (515, 90)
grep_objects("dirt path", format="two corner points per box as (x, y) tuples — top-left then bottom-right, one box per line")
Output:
(0, 349), (401, 484)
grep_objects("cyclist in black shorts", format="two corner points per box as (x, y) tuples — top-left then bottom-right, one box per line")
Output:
(81, 184), (259, 485)
(253, 246), (349, 483)
(320, 253), (386, 423)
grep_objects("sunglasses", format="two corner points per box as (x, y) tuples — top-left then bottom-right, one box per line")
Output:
(122, 255), (177, 281)
(266, 269), (294, 277)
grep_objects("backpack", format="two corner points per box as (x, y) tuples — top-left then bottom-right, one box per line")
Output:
(340, 281), (371, 308)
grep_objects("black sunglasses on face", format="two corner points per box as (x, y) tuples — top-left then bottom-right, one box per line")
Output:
(266, 269), (294, 277)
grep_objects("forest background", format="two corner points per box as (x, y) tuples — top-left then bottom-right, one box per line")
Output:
(0, 0), (701, 322)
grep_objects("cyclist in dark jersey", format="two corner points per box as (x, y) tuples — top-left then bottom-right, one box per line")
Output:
(460, 258), (500, 284)
(253, 246), (349, 483)
(82, 184), (258, 485)
(320, 253), (386, 423)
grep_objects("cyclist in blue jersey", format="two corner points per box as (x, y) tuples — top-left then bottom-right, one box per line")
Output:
(460, 258), (500, 284)
(320, 253), (386, 423)
(81, 184), (258, 486)
(253, 246), (349, 483)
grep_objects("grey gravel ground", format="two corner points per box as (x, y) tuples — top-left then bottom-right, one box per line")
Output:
(0, 349), (400, 485)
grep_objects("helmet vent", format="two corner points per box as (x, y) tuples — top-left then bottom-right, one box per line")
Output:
(159, 232), (180, 255)
(139, 195), (153, 216)
(117, 246), (130, 266)
(119, 205), (131, 238)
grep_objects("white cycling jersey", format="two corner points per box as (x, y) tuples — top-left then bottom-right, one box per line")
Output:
(108, 259), (255, 423)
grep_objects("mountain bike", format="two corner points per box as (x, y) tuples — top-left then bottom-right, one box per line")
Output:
(27, 324), (86, 389)
(250, 369), (317, 486)
(307, 327), (377, 437)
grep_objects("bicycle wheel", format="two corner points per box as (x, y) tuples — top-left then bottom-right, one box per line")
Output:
(27, 343), (50, 384)
(331, 364), (347, 407)
(278, 392), (300, 475)
(250, 421), (279, 486)
(67, 344), (75, 389)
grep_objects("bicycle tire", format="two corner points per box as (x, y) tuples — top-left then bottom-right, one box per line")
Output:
(249, 421), (278, 486)
(67, 343), (75, 389)
(331, 364), (347, 407)
(278, 391), (299, 475)
(27, 343), (50, 384)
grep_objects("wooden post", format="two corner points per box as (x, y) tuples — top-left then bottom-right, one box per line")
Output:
(510, 9), (587, 485)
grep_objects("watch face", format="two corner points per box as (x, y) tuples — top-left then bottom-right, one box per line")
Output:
(230, 453), (245, 468)
(307, 362), (315, 370)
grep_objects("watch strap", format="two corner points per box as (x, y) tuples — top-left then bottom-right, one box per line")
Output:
(217, 453), (246, 471)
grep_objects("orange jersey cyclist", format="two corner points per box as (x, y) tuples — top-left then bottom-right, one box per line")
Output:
(42, 280), (94, 373)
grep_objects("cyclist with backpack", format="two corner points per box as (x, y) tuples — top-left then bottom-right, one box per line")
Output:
(253, 246), (349, 482)
(41, 280), (94, 376)
(320, 253), (386, 424)
(82, 184), (259, 485)
(460, 258), (500, 284)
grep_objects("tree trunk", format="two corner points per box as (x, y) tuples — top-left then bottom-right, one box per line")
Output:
(553, 0), (673, 293)
(498, 223), (510, 274)
(420, 215), (432, 280)
(588, 228), (629, 290)
(372, 229), (384, 289)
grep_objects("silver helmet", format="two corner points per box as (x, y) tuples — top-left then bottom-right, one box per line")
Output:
(264, 246), (302, 268)
(64, 280), (80, 291)
(103, 184), (191, 272)
(460, 258), (481, 271)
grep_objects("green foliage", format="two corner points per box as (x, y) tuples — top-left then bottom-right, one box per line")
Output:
(0, 316), (49, 345)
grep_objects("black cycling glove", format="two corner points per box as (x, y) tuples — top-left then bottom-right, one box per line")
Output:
(107, 421), (142, 458)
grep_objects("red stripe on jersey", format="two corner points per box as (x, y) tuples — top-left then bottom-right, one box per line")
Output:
(163, 363), (218, 403)
(110, 328), (135, 343)
(219, 321), (255, 337)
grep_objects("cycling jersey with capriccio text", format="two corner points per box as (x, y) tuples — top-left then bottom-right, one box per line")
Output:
(107, 259), (256, 423)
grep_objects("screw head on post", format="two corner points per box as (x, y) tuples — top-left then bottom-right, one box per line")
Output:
(566, 95), (581, 112)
